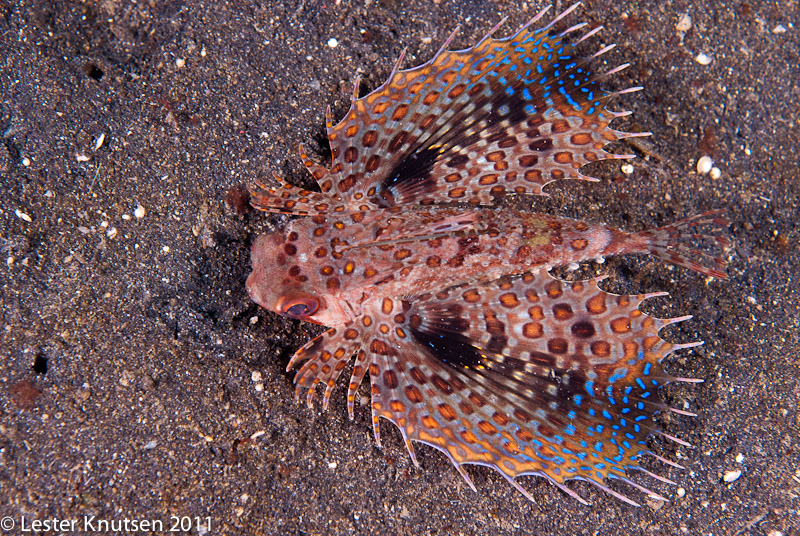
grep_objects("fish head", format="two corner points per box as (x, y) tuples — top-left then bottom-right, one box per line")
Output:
(247, 226), (353, 326)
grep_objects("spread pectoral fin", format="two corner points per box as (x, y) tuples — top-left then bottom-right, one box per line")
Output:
(367, 274), (697, 504)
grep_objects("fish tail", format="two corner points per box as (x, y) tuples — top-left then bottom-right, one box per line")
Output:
(633, 210), (731, 278)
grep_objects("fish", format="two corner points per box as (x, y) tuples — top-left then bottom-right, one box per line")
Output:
(245, 3), (730, 506)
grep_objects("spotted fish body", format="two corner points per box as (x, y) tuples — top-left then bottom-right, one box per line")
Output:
(246, 4), (729, 506)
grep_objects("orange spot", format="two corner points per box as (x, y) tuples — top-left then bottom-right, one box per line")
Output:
(516, 429), (534, 442)
(460, 429), (478, 444)
(362, 130), (378, 147)
(344, 147), (358, 163)
(610, 317), (632, 333)
(426, 256), (441, 267)
(571, 132), (592, 145)
(499, 292), (520, 308)
(370, 339), (388, 355)
(552, 303), (574, 320)
(468, 392), (486, 407)
(382, 298), (394, 314)
(390, 400), (407, 414)
(346, 124), (359, 138)
(437, 404), (457, 421)
(422, 91), (440, 106)
(528, 305), (545, 320)
(571, 238), (589, 250)
(444, 173), (461, 183)
(486, 150), (504, 162)
(513, 409), (532, 422)
(383, 370), (398, 389)
(623, 341), (639, 358)
(478, 174), (498, 185)
(555, 151), (573, 164)
(477, 420), (498, 435)
(409, 367), (426, 384)
(447, 84), (466, 98)
(391, 104), (409, 121)
(586, 293), (607, 314)
(431, 374), (453, 395)
(492, 411), (510, 426)
(421, 416), (439, 429)
(545, 280), (563, 298)
(366, 155), (381, 173)
(591, 340), (611, 357)
(343, 261), (355, 274)
(547, 338), (568, 354)
(524, 169), (543, 183)
(463, 289), (481, 303)
(523, 322), (543, 338)
(372, 102), (388, 115)
(405, 385), (424, 403)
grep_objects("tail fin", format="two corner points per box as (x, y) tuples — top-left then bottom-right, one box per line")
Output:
(635, 211), (731, 279)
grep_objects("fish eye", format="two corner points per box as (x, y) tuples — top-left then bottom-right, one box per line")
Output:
(276, 295), (319, 319)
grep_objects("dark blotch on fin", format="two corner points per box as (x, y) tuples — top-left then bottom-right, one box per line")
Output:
(410, 326), (486, 371)
(381, 144), (442, 194)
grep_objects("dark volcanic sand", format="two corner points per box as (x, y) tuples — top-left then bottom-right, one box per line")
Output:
(1, 1), (798, 535)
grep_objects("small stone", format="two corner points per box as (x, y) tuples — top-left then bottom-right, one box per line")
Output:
(106, 227), (117, 239)
(676, 487), (686, 498)
(621, 163), (634, 175)
(144, 440), (158, 450)
(695, 52), (713, 65)
(327, 38), (339, 48)
(327, 461), (338, 469)
(723, 468), (742, 483)
(161, 245), (170, 253)
(76, 153), (90, 162)
(697, 155), (713, 174)
(134, 204), (146, 219)
(94, 133), (105, 150)
(772, 24), (787, 34)
(22, 157), (31, 166)
(709, 166), (721, 179)
(251, 371), (262, 382)
(176, 58), (186, 68)
(249, 316), (259, 325)
(735, 453), (745, 463)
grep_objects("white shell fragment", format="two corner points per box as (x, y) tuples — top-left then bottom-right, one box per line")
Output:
(697, 155), (713, 174)
(134, 204), (146, 219)
(676, 13), (692, 33)
(621, 163), (634, 175)
(327, 38), (339, 48)
(15, 209), (32, 222)
(710, 166), (721, 179)
(723, 469), (742, 483)
(695, 52), (713, 65)
(94, 133), (106, 150)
